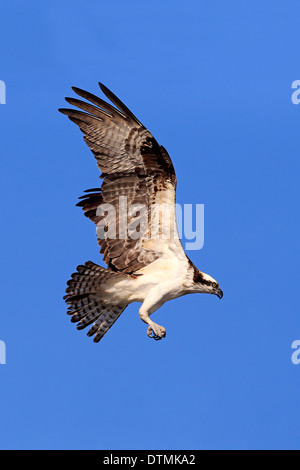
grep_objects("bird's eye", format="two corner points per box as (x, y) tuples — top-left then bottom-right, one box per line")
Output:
(212, 282), (218, 288)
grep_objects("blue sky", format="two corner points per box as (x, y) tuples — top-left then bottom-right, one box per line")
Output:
(0, 0), (299, 450)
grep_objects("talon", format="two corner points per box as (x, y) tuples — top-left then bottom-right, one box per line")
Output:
(147, 324), (166, 340)
(153, 334), (162, 341)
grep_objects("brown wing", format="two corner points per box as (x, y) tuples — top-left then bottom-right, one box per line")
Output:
(59, 83), (177, 273)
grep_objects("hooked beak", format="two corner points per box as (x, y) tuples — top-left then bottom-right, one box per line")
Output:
(216, 288), (223, 299)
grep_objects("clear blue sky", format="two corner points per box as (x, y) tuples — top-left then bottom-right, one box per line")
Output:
(0, 0), (299, 450)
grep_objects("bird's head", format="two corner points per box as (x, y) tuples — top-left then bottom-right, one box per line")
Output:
(189, 263), (223, 299)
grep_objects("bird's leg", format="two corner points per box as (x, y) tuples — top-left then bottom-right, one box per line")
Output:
(139, 297), (166, 340)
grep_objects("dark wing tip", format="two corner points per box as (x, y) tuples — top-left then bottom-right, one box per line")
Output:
(71, 86), (91, 96)
(58, 108), (70, 115)
(84, 188), (102, 193)
(64, 97), (76, 105)
(98, 82), (112, 96)
(98, 82), (143, 126)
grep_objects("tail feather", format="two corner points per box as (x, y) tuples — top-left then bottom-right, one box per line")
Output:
(64, 261), (128, 342)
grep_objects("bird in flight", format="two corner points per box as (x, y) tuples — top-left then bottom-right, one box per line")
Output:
(59, 83), (223, 343)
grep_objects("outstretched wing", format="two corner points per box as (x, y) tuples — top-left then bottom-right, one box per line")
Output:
(59, 83), (182, 273)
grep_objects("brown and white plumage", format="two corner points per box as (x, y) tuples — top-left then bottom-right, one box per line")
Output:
(60, 83), (223, 342)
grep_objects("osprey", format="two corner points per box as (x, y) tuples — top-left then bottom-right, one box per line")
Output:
(59, 83), (223, 342)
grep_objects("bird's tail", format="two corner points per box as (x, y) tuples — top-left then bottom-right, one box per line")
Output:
(63, 261), (128, 342)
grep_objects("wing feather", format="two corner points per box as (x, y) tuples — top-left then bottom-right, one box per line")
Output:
(59, 83), (181, 273)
